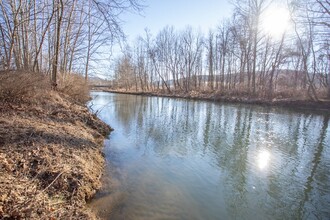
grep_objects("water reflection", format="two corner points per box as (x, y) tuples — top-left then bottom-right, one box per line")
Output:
(257, 150), (271, 170)
(89, 92), (330, 220)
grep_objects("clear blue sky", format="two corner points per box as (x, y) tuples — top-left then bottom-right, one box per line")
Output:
(121, 0), (233, 41)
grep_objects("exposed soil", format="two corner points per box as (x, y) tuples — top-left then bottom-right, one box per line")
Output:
(101, 89), (330, 112)
(0, 91), (112, 219)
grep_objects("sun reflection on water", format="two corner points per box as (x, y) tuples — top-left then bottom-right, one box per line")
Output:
(258, 150), (271, 170)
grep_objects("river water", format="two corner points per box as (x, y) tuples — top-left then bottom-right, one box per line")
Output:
(89, 91), (330, 220)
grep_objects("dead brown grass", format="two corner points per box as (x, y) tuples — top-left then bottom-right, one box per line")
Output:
(0, 71), (112, 219)
(58, 73), (90, 104)
(0, 70), (50, 103)
(106, 87), (330, 110)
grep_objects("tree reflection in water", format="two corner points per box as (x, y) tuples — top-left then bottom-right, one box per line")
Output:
(89, 92), (330, 220)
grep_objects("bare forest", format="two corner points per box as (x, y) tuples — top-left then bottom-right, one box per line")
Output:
(0, 0), (142, 84)
(0, 0), (329, 101)
(111, 0), (330, 101)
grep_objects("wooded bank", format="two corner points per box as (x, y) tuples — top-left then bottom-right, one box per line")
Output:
(0, 72), (112, 219)
(111, 0), (329, 101)
(99, 89), (330, 112)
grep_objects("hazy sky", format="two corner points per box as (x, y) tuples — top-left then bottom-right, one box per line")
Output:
(121, 0), (233, 41)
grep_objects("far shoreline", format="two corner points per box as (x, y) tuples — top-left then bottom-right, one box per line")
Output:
(92, 89), (330, 113)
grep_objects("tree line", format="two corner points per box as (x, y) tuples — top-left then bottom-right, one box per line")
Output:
(0, 0), (141, 87)
(112, 0), (330, 100)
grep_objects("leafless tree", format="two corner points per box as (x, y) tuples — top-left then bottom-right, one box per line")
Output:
(0, 0), (143, 89)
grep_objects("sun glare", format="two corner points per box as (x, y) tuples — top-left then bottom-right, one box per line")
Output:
(261, 6), (290, 39)
(257, 150), (271, 170)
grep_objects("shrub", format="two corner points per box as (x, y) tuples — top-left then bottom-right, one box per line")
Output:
(0, 70), (50, 103)
(57, 73), (90, 104)
(0, 71), (91, 105)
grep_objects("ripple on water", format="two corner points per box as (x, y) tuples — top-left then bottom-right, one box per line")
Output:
(89, 92), (330, 220)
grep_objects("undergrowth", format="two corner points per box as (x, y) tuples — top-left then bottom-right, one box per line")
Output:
(0, 70), (112, 219)
(58, 73), (90, 104)
(0, 70), (90, 105)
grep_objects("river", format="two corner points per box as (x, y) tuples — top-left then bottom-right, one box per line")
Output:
(89, 91), (330, 220)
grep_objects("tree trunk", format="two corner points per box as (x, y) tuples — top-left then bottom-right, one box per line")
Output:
(328, 74), (330, 98)
(52, 0), (63, 89)
(252, 30), (258, 96)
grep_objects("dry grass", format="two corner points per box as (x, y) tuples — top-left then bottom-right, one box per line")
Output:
(106, 86), (330, 110)
(0, 71), (91, 104)
(0, 71), (112, 219)
(58, 73), (90, 104)
(0, 70), (50, 103)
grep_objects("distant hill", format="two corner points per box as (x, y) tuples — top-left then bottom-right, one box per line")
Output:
(88, 76), (112, 86)
(160, 69), (323, 87)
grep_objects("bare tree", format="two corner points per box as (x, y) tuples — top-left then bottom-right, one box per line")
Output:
(52, 0), (63, 88)
(0, 0), (143, 89)
(207, 30), (215, 90)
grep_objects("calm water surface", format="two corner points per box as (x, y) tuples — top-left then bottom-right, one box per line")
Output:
(89, 92), (330, 220)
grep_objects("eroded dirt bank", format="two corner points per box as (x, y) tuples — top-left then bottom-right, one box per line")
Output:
(0, 74), (112, 219)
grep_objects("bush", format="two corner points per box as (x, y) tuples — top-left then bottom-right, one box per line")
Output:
(0, 71), (91, 104)
(57, 73), (90, 104)
(0, 70), (50, 103)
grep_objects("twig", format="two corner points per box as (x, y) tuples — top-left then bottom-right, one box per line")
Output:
(40, 171), (65, 194)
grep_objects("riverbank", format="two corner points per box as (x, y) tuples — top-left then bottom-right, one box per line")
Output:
(99, 89), (330, 112)
(0, 72), (112, 219)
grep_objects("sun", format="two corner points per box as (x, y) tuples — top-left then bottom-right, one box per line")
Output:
(261, 6), (290, 39)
